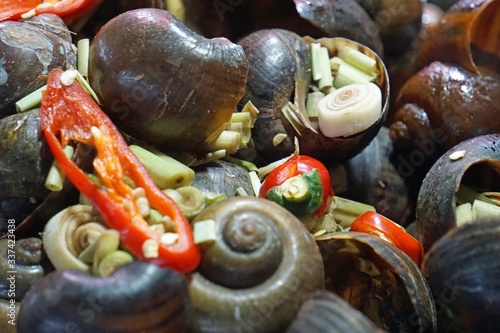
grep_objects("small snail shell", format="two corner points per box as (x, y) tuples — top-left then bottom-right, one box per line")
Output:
(188, 196), (325, 333)
(17, 261), (189, 333)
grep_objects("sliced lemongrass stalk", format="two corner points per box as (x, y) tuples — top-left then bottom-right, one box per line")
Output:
(77, 38), (90, 79)
(306, 91), (325, 122)
(318, 46), (334, 92)
(273, 133), (288, 147)
(235, 187), (249, 196)
(164, 186), (206, 221)
(231, 112), (252, 127)
(193, 219), (217, 245)
(166, 0), (185, 20)
(204, 192), (227, 206)
(74, 69), (101, 105)
(257, 154), (294, 180)
(129, 144), (194, 190)
(282, 102), (303, 135)
(241, 100), (260, 127)
(45, 145), (75, 191)
(456, 202), (473, 226)
(15, 85), (46, 112)
(311, 43), (323, 81)
(249, 170), (262, 196)
(300, 213), (338, 234)
(96, 250), (134, 277)
(456, 184), (497, 205)
(190, 149), (227, 166)
(224, 156), (258, 172)
(92, 229), (121, 276)
(472, 199), (500, 220)
(482, 192), (500, 205)
(317, 82), (382, 138)
(205, 130), (241, 154)
(337, 44), (379, 76)
(330, 57), (377, 89)
(328, 196), (376, 228)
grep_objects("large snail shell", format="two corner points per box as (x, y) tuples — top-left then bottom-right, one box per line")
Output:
(17, 261), (189, 332)
(316, 231), (437, 332)
(0, 18), (76, 118)
(389, 61), (500, 153)
(422, 217), (500, 333)
(0, 110), (51, 199)
(287, 289), (386, 332)
(416, 133), (500, 252)
(187, 196), (324, 332)
(415, 0), (500, 76)
(89, 8), (249, 154)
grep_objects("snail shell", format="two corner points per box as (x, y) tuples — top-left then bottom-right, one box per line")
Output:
(287, 289), (387, 333)
(0, 18), (76, 118)
(17, 261), (189, 332)
(187, 196), (325, 332)
(316, 231), (437, 332)
(415, 0), (500, 76)
(422, 217), (500, 332)
(416, 133), (500, 252)
(389, 61), (500, 154)
(89, 8), (249, 154)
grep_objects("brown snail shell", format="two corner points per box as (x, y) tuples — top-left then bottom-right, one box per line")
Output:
(316, 231), (437, 332)
(389, 61), (500, 155)
(88, 8), (249, 154)
(238, 32), (390, 165)
(0, 18), (76, 118)
(287, 289), (386, 332)
(17, 261), (189, 332)
(415, 133), (500, 252)
(188, 196), (325, 332)
(0, 299), (19, 333)
(415, 0), (500, 76)
(0, 238), (49, 301)
(422, 217), (500, 333)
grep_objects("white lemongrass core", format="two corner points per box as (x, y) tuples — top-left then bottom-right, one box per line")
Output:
(317, 82), (382, 138)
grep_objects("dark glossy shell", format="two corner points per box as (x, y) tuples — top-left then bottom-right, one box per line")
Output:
(342, 126), (416, 226)
(188, 196), (325, 333)
(389, 62), (500, 153)
(0, 110), (51, 199)
(422, 217), (500, 333)
(0, 19), (76, 118)
(89, 8), (249, 154)
(17, 261), (188, 333)
(287, 289), (387, 333)
(316, 231), (437, 333)
(0, 238), (48, 301)
(415, 0), (500, 76)
(416, 133), (500, 252)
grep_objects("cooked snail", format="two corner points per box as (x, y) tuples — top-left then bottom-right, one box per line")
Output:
(422, 217), (500, 333)
(187, 196), (324, 332)
(0, 17), (76, 118)
(17, 261), (189, 333)
(416, 133), (500, 252)
(316, 231), (437, 332)
(88, 8), (249, 154)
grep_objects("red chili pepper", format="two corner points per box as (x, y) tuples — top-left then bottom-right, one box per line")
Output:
(0, 0), (103, 23)
(40, 68), (200, 273)
(259, 155), (334, 216)
(350, 211), (423, 266)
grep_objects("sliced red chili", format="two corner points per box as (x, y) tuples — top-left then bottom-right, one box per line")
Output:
(40, 68), (200, 273)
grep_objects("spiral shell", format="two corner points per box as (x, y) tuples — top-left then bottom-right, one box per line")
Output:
(187, 196), (324, 332)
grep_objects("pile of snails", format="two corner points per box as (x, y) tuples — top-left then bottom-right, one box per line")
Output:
(1, 0), (500, 332)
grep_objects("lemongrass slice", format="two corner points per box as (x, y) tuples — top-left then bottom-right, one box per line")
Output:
(317, 82), (382, 138)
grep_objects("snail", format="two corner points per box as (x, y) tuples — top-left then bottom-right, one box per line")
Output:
(389, 61), (500, 159)
(88, 8), (249, 155)
(0, 299), (19, 333)
(187, 196), (325, 332)
(0, 238), (49, 301)
(416, 133), (500, 252)
(422, 217), (500, 332)
(316, 231), (437, 332)
(237, 30), (389, 165)
(287, 289), (386, 332)
(17, 261), (189, 333)
(0, 16), (76, 118)
(415, 0), (500, 76)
